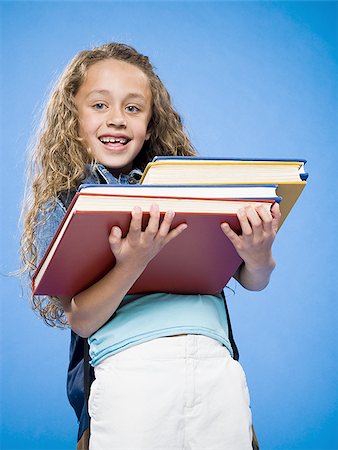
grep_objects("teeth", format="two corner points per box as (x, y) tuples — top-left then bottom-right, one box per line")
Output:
(100, 137), (128, 144)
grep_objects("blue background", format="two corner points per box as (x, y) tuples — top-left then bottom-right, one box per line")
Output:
(1, 1), (337, 449)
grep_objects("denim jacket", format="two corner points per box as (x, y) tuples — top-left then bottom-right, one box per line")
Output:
(35, 163), (239, 445)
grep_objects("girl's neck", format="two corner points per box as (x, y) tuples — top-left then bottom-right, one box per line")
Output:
(107, 164), (133, 179)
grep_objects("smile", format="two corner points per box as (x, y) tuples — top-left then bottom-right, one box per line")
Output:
(99, 136), (130, 145)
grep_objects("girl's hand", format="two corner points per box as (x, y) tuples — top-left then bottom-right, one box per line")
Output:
(221, 203), (281, 290)
(109, 203), (188, 272)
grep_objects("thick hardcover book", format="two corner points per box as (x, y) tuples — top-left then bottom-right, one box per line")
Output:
(141, 156), (308, 182)
(140, 156), (308, 225)
(32, 192), (277, 297)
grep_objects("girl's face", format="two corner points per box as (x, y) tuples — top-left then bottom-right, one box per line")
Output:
(75, 59), (152, 176)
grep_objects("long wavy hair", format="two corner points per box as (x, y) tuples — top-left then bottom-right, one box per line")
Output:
(21, 42), (196, 327)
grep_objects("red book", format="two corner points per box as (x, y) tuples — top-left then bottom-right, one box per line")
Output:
(32, 189), (277, 297)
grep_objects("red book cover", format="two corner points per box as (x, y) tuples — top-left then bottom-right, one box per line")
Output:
(32, 209), (243, 297)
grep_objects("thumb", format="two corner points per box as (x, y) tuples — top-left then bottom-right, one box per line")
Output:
(221, 222), (240, 247)
(108, 226), (122, 252)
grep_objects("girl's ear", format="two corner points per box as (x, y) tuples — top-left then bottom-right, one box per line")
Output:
(145, 124), (152, 141)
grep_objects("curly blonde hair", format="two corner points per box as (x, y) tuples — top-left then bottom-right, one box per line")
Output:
(21, 42), (196, 327)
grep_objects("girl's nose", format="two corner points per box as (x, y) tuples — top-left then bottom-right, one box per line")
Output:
(106, 110), (127, 128)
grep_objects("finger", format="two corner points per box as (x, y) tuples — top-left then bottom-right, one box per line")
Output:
(157, 210), (175, 239)
(237, 207), (256, 237)
(163, 222), (188, 245)
(221, 222), (241, 248)
(245, 204), (269, 238)
(128, 206), (143, 240)
(244, 205), (266, 236)
(255, 204), (273, 233)
(144, 203), (161, 238)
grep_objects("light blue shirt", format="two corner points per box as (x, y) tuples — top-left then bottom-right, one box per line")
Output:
(89, 292), (233, 366)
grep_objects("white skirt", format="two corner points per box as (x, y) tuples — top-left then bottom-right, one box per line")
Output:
(89, 334), (253, 450)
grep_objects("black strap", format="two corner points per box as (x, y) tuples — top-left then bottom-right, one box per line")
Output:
(83, 339), (91, 404)
(221, 290), (239, 360)
(58, 189), (77, 209)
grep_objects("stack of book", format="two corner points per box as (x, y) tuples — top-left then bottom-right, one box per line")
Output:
(32, 157), (307, 297)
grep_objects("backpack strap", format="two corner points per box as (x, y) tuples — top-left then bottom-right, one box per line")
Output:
(83, 339), (91, 405)
(58, 189), (77, 209)
(221, 290), (239, 361)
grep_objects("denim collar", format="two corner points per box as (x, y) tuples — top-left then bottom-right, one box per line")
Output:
(83, 164), (143, 186)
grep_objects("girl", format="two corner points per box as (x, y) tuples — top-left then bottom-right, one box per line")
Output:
(21, 43), (280, 450)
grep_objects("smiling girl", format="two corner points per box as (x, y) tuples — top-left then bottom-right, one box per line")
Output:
(21, 43), (279, 450)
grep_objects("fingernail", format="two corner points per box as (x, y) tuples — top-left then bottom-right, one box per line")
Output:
(112, 226), (119, 236)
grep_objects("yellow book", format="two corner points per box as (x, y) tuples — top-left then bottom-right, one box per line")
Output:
(140, 156), (308, 226)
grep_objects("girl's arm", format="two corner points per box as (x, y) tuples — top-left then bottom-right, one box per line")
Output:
(59, 204), (187, 338)
(221, 203), (281, 291)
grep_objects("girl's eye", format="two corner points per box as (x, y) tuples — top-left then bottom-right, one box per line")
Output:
(93, 103), (107, 110)
(126, 105), (140, 113)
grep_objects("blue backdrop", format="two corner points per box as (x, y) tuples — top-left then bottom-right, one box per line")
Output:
(1, 1), (337, 449)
